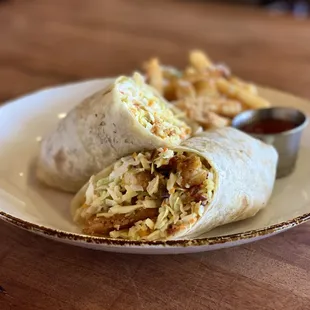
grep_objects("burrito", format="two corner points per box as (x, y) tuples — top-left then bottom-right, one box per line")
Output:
(36, 73), (193, 192)
(71, 127), (278, 240)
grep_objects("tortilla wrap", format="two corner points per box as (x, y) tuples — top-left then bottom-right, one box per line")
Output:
(36, 74), (194, 193)
(71, 127), (278, 240)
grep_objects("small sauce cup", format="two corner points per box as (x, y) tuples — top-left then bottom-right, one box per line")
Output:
(232, 107), (308, 178)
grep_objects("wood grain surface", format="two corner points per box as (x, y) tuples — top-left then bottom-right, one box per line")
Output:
(1, 1), (310, 309)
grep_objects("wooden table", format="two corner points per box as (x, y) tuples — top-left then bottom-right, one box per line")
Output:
(1, 1), (310, 309)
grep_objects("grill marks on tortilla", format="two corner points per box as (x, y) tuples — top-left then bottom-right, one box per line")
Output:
(54, 148), (66, 171)
(54, 148), (81, 175)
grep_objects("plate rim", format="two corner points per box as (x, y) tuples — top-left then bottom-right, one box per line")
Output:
(1, 210), (309, 247)
(1, 80), (310, 248)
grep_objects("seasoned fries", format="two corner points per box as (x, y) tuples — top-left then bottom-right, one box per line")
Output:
(175, 80), (196, 99)
(216, 78), (270, 109)
(143, 58), (164, 95)
(143, 50), (270, 129)
(189, 50), (213, 72)
(175, 96), (239, 128)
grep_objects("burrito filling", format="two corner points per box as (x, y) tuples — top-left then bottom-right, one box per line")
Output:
(117, 73), (192, 144)
(74, 148), (215, 240)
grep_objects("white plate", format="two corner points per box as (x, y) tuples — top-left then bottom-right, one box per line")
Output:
(0, 79), (309, 254)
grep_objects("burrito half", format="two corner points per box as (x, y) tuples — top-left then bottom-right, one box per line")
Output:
(37, 73), (192, 192)
(72, 127), (278, 240)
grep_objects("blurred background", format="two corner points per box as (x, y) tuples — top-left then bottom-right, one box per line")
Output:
(0, 0), (310, 102)
(218, 0), (310, 16)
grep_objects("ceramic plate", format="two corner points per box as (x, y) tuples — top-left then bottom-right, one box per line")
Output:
(0, 78), (309, 254)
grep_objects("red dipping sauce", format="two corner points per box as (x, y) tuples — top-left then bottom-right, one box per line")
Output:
(239, 119), (297, 135)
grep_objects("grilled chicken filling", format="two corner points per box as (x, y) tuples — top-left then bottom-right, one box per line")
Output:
(75, 148), (215, 240)
(117, 73), (192, 144)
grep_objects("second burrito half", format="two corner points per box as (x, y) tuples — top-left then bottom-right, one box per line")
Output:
(71, 127), (278, 240)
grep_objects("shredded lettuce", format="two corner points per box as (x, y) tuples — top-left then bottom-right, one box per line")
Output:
(85, 176), (95, 205)
(142, 199), (158, 209)
(167, 173), (177, 194)
(154, 148), (174, 167)
(117, 73), (191, 144)
(146, 175), (159, 196)
(76, 148), (215, 241)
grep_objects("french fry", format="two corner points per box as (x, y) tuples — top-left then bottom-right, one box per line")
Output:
(230, 76), (258, 95)
(240, 91), (270, 109)
(175, 80), (196, 99)
(193, 80), (219, 97)
(175, 96), (242, 119)
(184, 65), (227, 83)
(176, 98), (230, 129)
(189, 50), (213, 72)
(163, 77), (179, 101)
(144, 58), (164, 94)
(143, 50), (270, 129)
(162, 66), (182, 80)
(199, 111), (230, 129)
(184, 66), (197, 77)
(212, 63), (231, 78)
(216, 78), (270, 109)
(183, 66), (204, 83)
(216, 99), (243, 118)
(174, 97), (215, 117)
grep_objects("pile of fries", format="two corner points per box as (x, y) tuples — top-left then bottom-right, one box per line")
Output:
(143, 50), (270, 129)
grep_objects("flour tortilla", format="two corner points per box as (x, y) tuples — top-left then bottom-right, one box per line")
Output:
(71, 127), (278, 239)
(36, 76), (196, 193)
